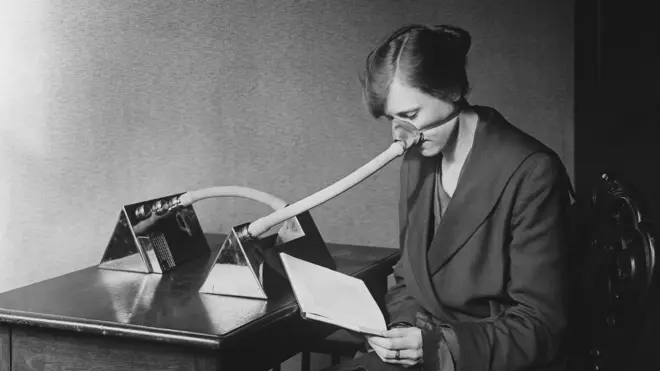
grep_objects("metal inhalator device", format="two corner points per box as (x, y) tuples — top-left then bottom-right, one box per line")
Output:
(198, 209), (335, 300)
(99, 110), (451, 300)
(99, 193), (209, 274)
(97, 187), (335, 301)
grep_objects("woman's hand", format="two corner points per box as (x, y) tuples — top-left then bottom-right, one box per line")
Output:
(367, 327), (423, 367)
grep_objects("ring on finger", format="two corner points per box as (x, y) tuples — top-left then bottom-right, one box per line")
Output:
(395, 349), (401, 361)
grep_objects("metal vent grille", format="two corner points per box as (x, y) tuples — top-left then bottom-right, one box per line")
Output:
(151, 233), (176, 271)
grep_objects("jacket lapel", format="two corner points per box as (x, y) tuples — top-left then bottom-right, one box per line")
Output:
(426, 107), (540, 275)
(399, 147), (441, 313)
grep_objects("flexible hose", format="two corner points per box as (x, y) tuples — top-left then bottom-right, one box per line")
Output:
(131, 187), (287, 235)
(179, 186), (288, 211)
(245, 141), (408, 239)
(159, 112), (450, 240)
(138, 118), (425, 239)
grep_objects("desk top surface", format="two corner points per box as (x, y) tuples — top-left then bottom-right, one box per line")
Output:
(0, 234), (398, 349)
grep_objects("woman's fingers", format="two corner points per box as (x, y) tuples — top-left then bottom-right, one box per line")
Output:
(367, 327), (422, 350)
(366, 327), (424, 366)
(368, 335), (400, 350)
(368, 340), (423, 365)
(369, 342), (390, 363)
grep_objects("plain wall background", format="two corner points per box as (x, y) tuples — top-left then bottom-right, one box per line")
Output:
(0, 1), (573, 366)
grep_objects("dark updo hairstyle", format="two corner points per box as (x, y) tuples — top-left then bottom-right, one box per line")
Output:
(361, 24), (472, 118)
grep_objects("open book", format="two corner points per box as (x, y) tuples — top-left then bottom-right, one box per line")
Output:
(279, 252), (387, 337)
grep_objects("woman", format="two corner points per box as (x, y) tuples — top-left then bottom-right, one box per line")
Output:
(326, 24), (573, 371)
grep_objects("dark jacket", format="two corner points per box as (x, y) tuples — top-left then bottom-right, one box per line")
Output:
(386, 105), (572, 371)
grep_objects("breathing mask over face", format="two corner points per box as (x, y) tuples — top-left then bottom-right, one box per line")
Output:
(391, 103), (465, 151)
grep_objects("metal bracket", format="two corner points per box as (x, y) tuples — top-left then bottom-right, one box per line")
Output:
(99, 193), (210, 274)
(198, 211), (336, 300)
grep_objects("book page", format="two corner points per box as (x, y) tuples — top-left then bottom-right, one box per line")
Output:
(280, 253), (387, 334)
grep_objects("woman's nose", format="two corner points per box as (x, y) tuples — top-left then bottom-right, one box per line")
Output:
(392, 118), (423, 148)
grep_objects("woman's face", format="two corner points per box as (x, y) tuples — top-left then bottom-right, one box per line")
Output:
(384, 78), (458, 157)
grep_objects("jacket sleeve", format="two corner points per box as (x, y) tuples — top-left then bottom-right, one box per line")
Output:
(421, 152), (570, 371)
(383, 258), (423, 327)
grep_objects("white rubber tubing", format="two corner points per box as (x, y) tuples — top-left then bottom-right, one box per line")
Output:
(246, 141), (406, 238)
(179, 186), (288, 211)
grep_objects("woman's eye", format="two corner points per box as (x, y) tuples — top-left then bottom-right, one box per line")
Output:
(402, 112), (417, 120)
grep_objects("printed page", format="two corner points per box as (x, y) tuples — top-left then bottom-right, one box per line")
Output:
(280, 253), (387, 334)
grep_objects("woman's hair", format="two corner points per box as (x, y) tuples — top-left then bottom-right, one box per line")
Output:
(361, 24), (472, 118)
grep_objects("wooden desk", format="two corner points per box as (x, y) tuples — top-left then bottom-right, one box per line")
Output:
(0, 234), (399, 371)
